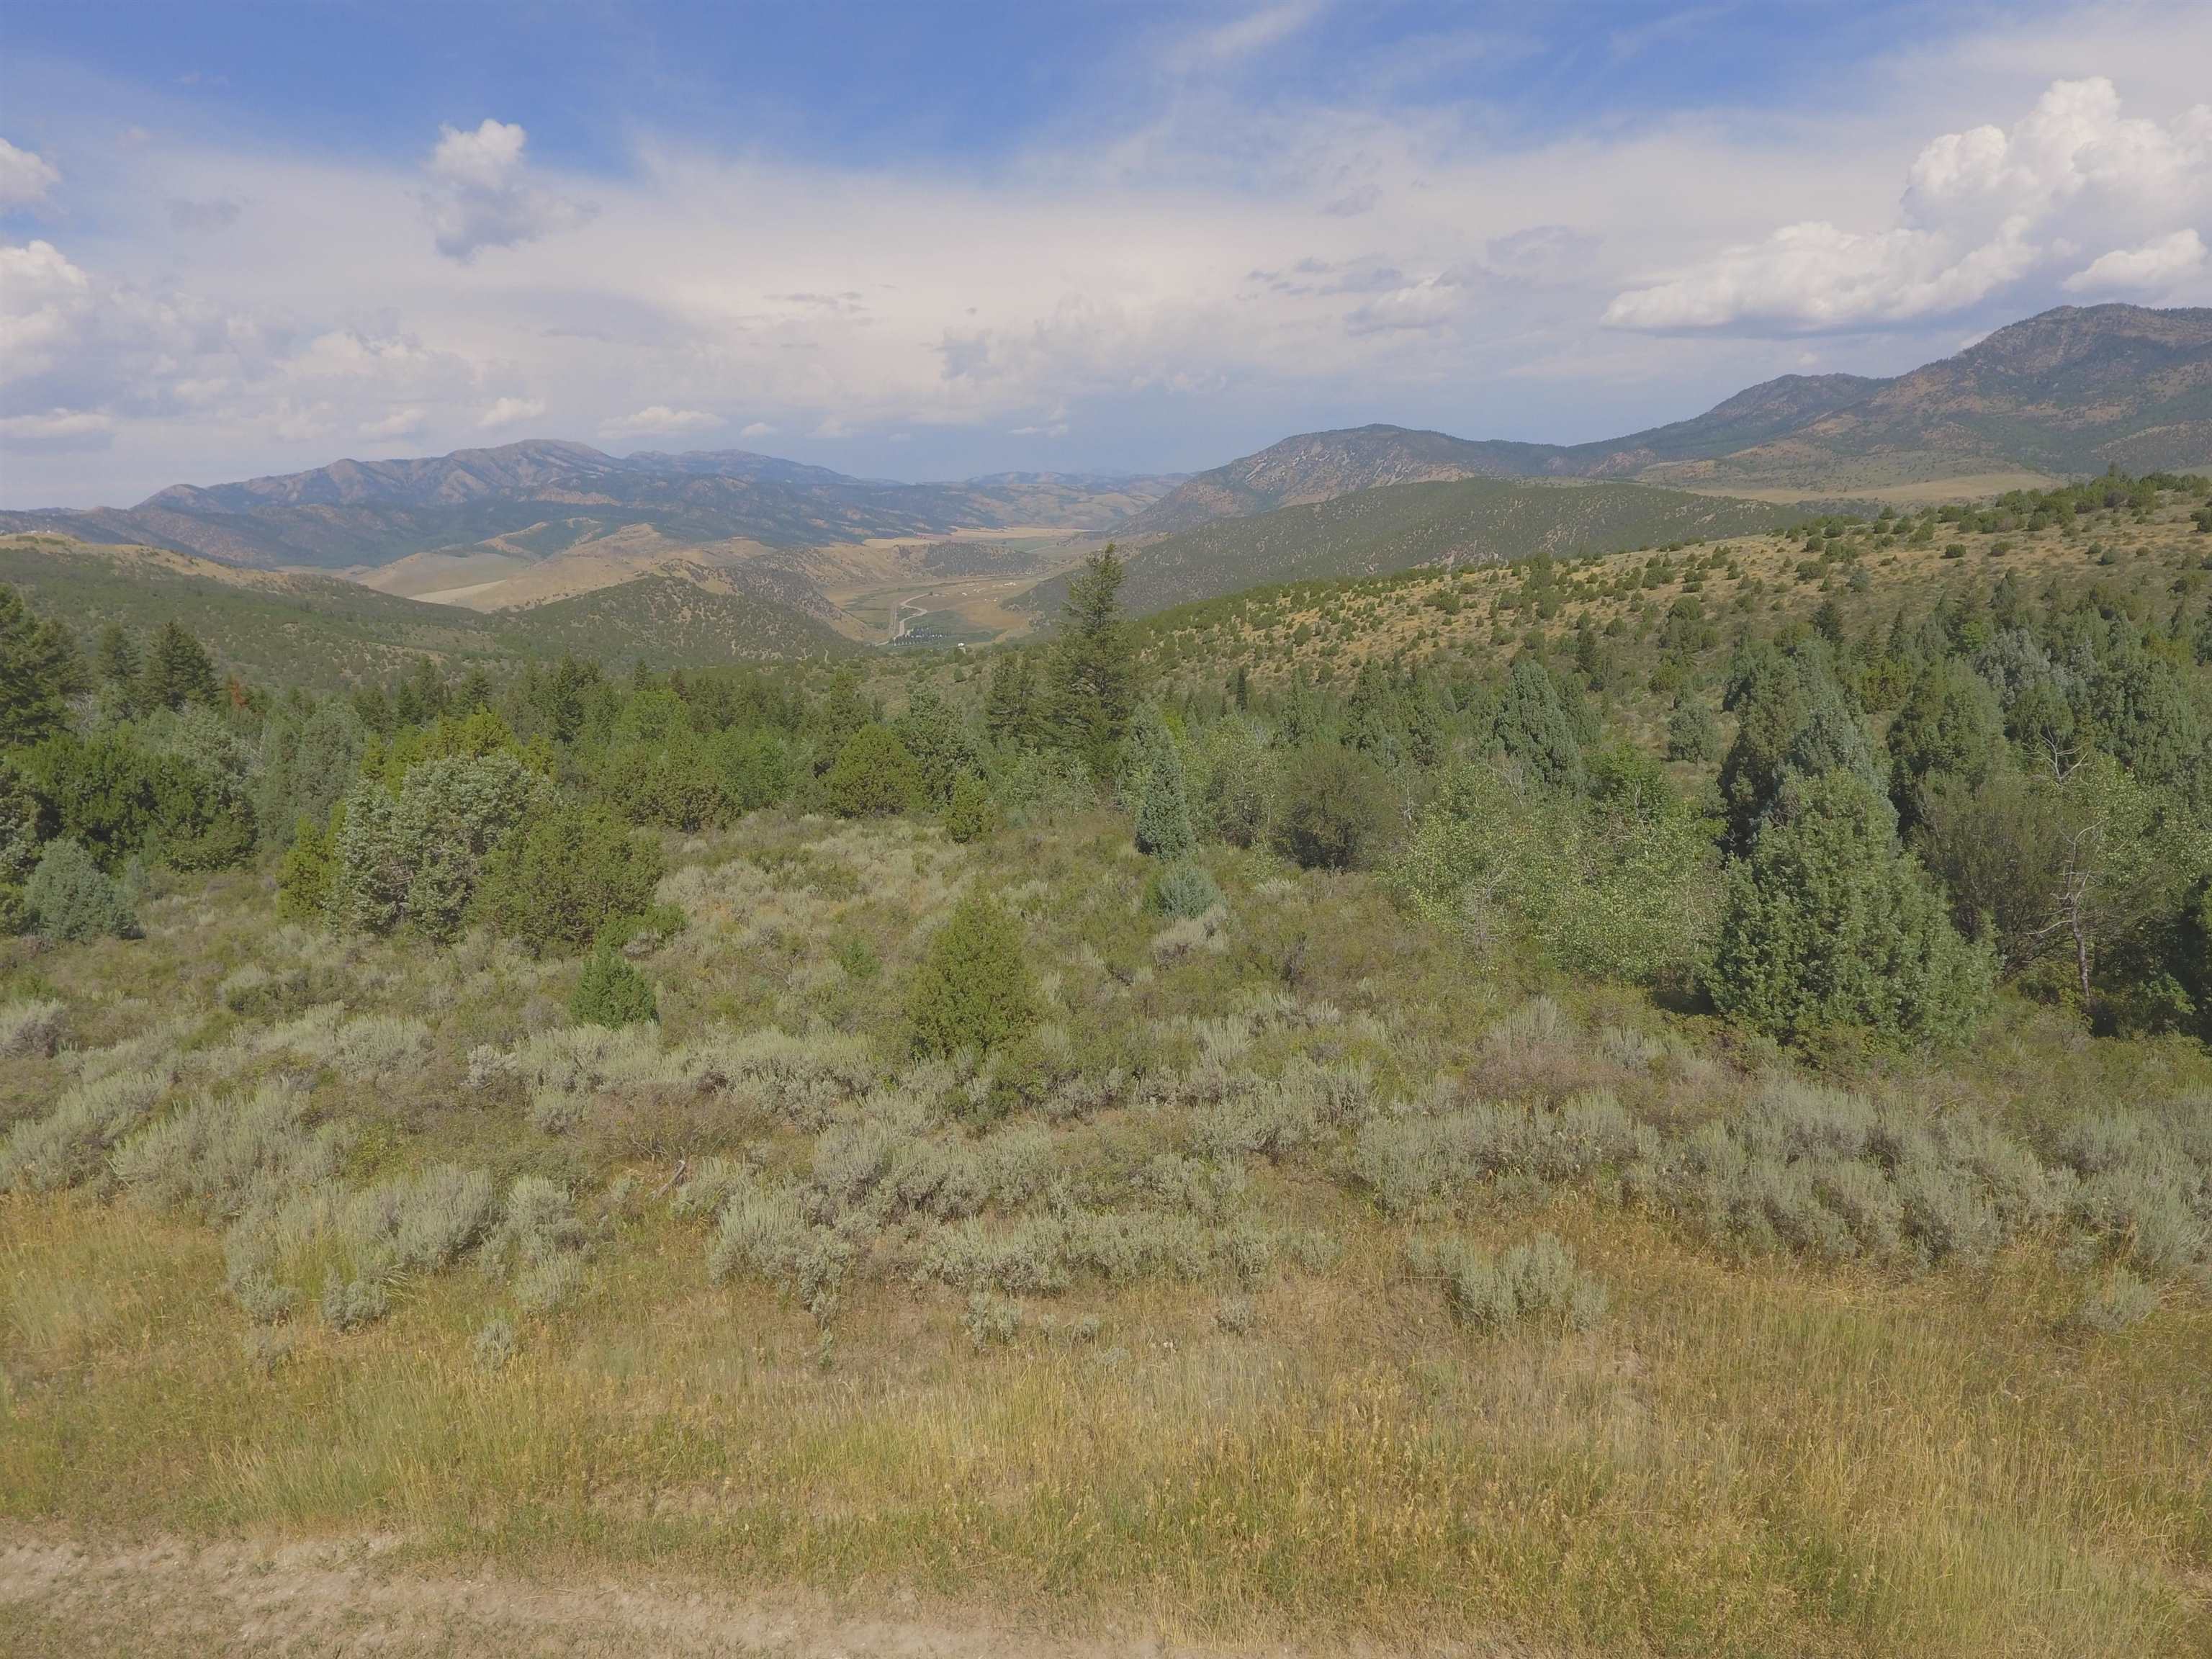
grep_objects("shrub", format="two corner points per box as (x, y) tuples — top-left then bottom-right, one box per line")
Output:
(472, 1316), (516, 1372)
(1273, 742), (1393, 871)
(24, 839), (138, 941)
(2072, 1269), (2158, 1334)
(907, 892), (1040, 1058)
(474, 801), (665, 955)
(1665, 693), (1720, 763)
(0, 1064), (172, 1192)
(962, 1290), (1024, 1348)
(1146, 860), (1223, 919)
(819, 726), (920, 818)
(1407, 1232), (1606, 1332)
(112, 1082), (346, 1220)
(942, 773), (997, 843)
(0, 997), (66, 1058)
(571, 940), (657, 1028)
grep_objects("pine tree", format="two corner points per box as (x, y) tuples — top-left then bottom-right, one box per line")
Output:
(907, 891), (1038, 1057)
(0, 584), (86, 748)
(140, 621), (219, 711)
(1045, 547), (1135, 777)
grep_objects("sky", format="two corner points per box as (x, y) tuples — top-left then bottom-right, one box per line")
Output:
(3, 0), (2210, 508)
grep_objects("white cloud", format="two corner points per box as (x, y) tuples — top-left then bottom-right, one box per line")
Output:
(1009, 421), (1069, 437)
(477, 395), (546, 429)
(359, 407), (427, 439)
(810, 415), (852, 439)
(738, 421), (777, 438)
(1165, 1), (1324, 72)
(0, 139), (60, 209)
(2064, 227), (2207, 292)
(1608, 78), (2212, 331)
(0, 240), (94, 379)
(600, 404), (722, 437)
(423, 118), (590, 260)
(0, 408), (115, 451)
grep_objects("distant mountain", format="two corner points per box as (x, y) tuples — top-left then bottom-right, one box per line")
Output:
(1651, 304), (2212, 490)
(0, 441), (1183, 572)
(1119, 305), (2212, 535)
(1028, 477), (1806, 619)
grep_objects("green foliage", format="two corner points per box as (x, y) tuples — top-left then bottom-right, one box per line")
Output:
(892, 683), (981, 808)
(1146, 860), (1223, 919)
(24, 838), (138, 942)
(570, 938), (658, 1028)
(276, 811), (340, 923)
(475, 800), (666, 954)
(1126, 703), (1195, 858)
(141, 620), (221, 711)
(1665, 693), (1720, 763)
(0, 757), (37, 934)
(1492, 657), (1585, 792)
(1190, 716), (1277, 848)
(1046, 547), (1137, 777)
(1273, 741), (1393, 871)
(907, 891), (1040, 1057)
(19, 730), (254, 872)
(819, 725), (920, 818)
(1710, 770), (1992, 1046)
(0, 583), (86, 750)
(1885, 659), (2005, 832)
(1406, 1233), (1606, 1333)
(1393, 764), (1719, 986)
(332, 752), (548, 939)
(942, 772), (997, 843)
(256, 697), (365, 850)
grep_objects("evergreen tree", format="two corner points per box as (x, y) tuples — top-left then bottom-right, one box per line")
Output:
(892, 682), (979, 806)
(140, 621), (218, 711)
(1045, 547), (1136, 777)
(1710, 769), (1991, 1046)
(1492, 657), (1585, 793)
(907, 891), (1039, 1057)
(818, 725), (920, 817)
(571, 938), (657, 1027)
(1127, 703), (1195, 858)
(1665, 692), (1720, 763)
(0, 584), (86, 749)
(1884, 659), (2005, 832)
(95, 624), (140, 695)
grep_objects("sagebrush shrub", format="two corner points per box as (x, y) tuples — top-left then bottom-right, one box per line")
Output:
(1146, 860), (1223, 920)
(0, 1064), (174, 1192)
(0, 997), (66, 1058)
(1408, 1232), (1606, 1332)
(2074, 1269), (2158, 1333)
(24, 839), (138, 941)
(113, 1082), (346, 1220)
(962, 1290), (1023, 1348)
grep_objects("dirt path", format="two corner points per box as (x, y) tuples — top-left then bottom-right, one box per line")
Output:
(0, 1529), (1499, 1658)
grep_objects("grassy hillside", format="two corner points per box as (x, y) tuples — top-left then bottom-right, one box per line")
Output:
(0, 534), (504, 691)
(496, 569), (861, 664)
(0, 535), (861, 685)
(1030, 478), (1807, 618)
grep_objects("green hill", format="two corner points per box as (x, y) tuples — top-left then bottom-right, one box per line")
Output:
(497, 570), (860, 665)
(1028, 478), (1807, 618)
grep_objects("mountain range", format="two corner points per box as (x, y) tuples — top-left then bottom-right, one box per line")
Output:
(1120, 303), (2212, 535)
(0, 444), (1183, 572)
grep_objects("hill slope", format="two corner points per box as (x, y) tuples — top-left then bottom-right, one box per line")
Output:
(0, 443), (1182, 572)
(1033, 479), (1805, 617)
(1120, 305), (2212, 535)
(0, 533), (858, 683)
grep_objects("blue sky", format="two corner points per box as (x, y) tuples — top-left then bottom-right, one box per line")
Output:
(4, 0), (2209, 504)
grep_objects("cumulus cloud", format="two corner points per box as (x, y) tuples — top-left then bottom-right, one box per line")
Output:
(1607, 78), (2212, 332)
(0, 240), (94, 380)
(423, 119), (590, 259)
(2064, 227), (2207, 292)
(600, 404), (722, 438)
(738, 421), (777, 438)
(477, 395), (546, 428)
(0, 139), (60, 209)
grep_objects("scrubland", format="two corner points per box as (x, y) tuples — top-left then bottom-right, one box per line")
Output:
(5, 803), (2208, 1655)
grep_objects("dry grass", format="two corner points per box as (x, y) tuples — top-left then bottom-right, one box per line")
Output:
(2, 809), (2208, 1655)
